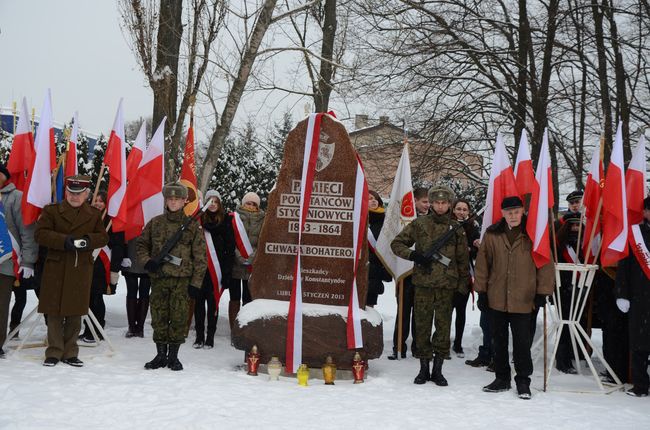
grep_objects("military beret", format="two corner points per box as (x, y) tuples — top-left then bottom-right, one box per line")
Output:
(566, 190), (584, 203)
(163, 182), (188, 199)
(501, 196), (523, 210)
(562, 212), (581, 224)
(0, 164), (10, 180)
(428, 185), (454, 202)
(65, 175), (91, 193)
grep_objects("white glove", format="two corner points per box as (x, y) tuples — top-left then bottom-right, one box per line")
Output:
(110, 271), (120, 285)
(616, 298), (630, 313)
(19, 266), (34, 279)
(121, 258), (132, 268)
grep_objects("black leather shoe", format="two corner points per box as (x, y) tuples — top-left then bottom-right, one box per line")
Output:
(626, 386), (649, 397)
(145, 343), (168, 370)
(516, 381), (531, 399)
(430, 355), (448, 386)
(465, 356), (489, 367)
(413, 359), (430, 384)
(62, 357), (84, 367)
(167, 344), (183, 371)
(483, 378), (511, 393)
(43, 357), (59, 367)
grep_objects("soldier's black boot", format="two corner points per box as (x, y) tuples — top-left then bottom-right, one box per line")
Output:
(167, 344), (183, 371)
(413, 358), (431, 384)
(430, 355), (448, 386)
(144, 343), (168, 369)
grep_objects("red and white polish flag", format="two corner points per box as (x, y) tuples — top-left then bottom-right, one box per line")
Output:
(582, 143), (604, 263)
(285, 113), (323, 374)
(25, 89), (56, 225)
(7, 97), (35, 193)
(514, 131), (536, 197)
(123, 122), (148, 241)
(106, 99), (128, 231)
(526, 128), (554, 268)
(601, 122), (629, 267)
(64, 111), (79, 177)
(137, 119), (165, 233)
(626, 135), (647, 227)
(480, 133), (519, 238)
(347, 154), (368, 349)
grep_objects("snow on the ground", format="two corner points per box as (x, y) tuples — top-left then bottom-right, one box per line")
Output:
(1, 279), (649, 430)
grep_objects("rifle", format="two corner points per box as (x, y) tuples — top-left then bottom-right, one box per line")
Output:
(419, 205), (486, 271)
(150, 200), (212, 267)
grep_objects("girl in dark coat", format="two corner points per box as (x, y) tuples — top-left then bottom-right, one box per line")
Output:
(81, 191), (125, 343)
(451, 199), (479, 358)
(192, 190), (235, 348)
(367, 190), (391, 307)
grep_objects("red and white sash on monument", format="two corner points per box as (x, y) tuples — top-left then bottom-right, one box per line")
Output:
(630, 224), (650, 279)
(367, 227), (377, 253)
(204, 229), (225, 307)
(232, 211), (254, 261)
(562, 244), (579, 264)
(347, 154), (368, 349)
(285, 113), (323, 373)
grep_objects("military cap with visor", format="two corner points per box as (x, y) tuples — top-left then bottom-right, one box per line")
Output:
(65, 175), (91, 193)
(566, 190), (584, 203)
(162, 182), (189, 199)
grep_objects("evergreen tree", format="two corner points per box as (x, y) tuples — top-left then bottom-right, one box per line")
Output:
(91, 134), (109, 190)
(208, 121), (277, 212)
(264, 111), (293, 173)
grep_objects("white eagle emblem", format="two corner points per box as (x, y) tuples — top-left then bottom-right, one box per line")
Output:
(316, 131), (335, 172)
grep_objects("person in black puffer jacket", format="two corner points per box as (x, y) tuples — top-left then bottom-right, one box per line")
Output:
(191, 190), (235, 349)
(367, 190), (391, 307)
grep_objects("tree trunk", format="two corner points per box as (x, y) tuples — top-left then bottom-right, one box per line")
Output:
(591, 0), (614, 163)
(514, 0), (529, 151)
(152, 0), (183, 182)
(314, 0), (337, 113)
(198, 0), (278, 192)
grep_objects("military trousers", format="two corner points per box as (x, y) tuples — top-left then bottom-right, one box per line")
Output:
(414, 286), (455, 359)
(150, 277), (190, 345)
(45, 315), (81, 360)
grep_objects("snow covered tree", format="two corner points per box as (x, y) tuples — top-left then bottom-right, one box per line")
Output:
(263, 111), (293, 174)
(208, 121), (277, 212)
(90, 134), (109, 191)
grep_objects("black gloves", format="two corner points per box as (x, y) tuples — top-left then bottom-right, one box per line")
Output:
(188, 285), (200, 299)
(477, 293), (488, 312)
(144, 259), (160, 273)
(410, 251), (432, 266)
(64, 236), (76, 251)
(535, 294), (548, 309)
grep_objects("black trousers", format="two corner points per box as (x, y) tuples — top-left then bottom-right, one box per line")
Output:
(194, 284), (217, 336)
(490, 309), (533, 384)
(125, 273), (151, 299)
(230, 279), (252, 304)
(595, 280), (629, 382)
(631, 350), (650, 391)
(392, 276), (416, 354)
(452, 291), (470, 349)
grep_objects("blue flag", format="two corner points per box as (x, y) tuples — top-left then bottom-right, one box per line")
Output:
(0, 201), (13, 264)
(55, 166), (65, 202)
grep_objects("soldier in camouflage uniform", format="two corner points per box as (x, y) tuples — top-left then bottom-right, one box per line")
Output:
(137, 182), (207, 371)
(391, 186), (469, 386)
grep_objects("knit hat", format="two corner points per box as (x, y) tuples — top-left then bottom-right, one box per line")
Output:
(205, 190), (221, 201)
(242, 192), (260, 206)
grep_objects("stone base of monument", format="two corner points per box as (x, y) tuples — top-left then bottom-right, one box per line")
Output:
(231, 299), (383, 371)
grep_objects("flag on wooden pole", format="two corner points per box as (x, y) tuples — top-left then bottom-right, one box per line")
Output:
(64, 111), (79, 177)
(582, 141), (604, 263)
(625, 135), (647, 226)
(526, 129), (554, 268)
(514, 131), (535, 197)
(105, 99), (128, 231)
(7, 97), (35, 193)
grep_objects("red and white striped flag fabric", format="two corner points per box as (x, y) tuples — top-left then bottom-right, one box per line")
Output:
(204, 229), (225, 308)
(64, 111), (79, 177)
(480, 133), (519, 238)
(514, 131), (536, 197)
(626, 135), (647, 227)
(375, 143), (416, 281)
(25, 89), (56, 225)
(526, 128), (554, 268)
(126, 119), (165, 241)
(126, 122), (146, 180)
(286, 113), (324, 374)
(582, 143), (604, 263)
(105, 99), (128, 231)
(123, 122), (148, 241)
(601, 122), (629, 267)
(347, 154), (368, 349)
(7, 97), (35, 193)
(367, 227), (377, 253)
(232, 211), (254, 260)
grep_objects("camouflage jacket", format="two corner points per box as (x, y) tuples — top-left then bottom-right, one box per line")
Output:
(136, 209), (207, 288)
(391, 211), (470, 292)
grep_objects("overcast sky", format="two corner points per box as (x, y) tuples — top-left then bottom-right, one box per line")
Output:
(0, 1), (153, 135)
